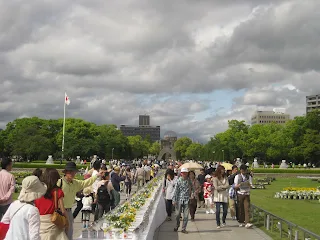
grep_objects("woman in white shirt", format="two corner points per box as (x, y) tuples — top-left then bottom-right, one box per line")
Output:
(1, 175), (47, 240)
(213, 165), (229, 229)
(164, 171), (176, 221)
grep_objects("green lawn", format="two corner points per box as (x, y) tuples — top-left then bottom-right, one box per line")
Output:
(251, 177), (320, 236)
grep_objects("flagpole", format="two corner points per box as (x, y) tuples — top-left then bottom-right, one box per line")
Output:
(61, 95), (66, 165)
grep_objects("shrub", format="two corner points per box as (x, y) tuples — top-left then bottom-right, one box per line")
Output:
(12, 162), (88, 169)
(252, 169), (320, 174)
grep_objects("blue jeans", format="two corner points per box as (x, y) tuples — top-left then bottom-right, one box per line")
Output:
(215, 202), (228, 226)
(176, 202), (189, 230)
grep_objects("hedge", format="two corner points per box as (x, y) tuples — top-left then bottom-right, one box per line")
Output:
(252, 168), (320, 174)
(12, 162), (89, 170)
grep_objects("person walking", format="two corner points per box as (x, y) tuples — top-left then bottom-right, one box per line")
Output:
(57, 162), (101, 240)
(197, 169), (205, 208)
(228, 165), (239, 220)
(203, 175), (214, 214)
(0, 158), (15, 220)
(164, 171), (176, 221)
(213, 165), (229, 229)
(34, 168), (68, 240)
(134, 164), (145, 190)
(188, 171), (200, 221)
(81, 187), (93, 229)
(124, 167), (133, 200)
(110, 167), (125, 209)
(1, 175), (47, 240)
(172, 168), (193, 234)
(96, 172), (113, 219)
(234, 164), (253, 228)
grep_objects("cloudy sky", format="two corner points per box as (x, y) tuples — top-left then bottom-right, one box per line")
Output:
(0, 0), (319, 141)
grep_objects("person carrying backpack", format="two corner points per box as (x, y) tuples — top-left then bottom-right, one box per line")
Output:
(96, 172), (114, 220)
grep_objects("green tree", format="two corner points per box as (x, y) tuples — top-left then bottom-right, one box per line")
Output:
(185, 143), (203, 159)
(174, 137), (192, 159)
(149, 141), (161, 155)
(127, 135), (150, 158)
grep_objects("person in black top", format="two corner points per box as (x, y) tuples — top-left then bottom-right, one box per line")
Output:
(228, 165), (239, 221)
(228, 165), (239, 185)
(197, 168), (206, 208)
(197, 168), (205, 185)
(205, 164), (214, 175)
(163, 164), (174, 190)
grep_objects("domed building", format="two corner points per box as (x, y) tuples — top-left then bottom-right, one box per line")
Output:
(158, 130), (178, 161)
(163, 131), (178, 141)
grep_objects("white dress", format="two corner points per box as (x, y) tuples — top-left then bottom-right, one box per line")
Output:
(1, 200), (41, 240)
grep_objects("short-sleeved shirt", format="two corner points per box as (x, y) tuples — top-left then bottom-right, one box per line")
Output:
(35, 188), (64, 215)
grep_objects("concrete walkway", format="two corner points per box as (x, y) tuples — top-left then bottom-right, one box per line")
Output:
(153, 209), (272, 240)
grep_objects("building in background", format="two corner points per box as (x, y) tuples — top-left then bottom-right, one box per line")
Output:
(251, 109), (290, 125)
(306, 94), (320, 113)
(139, 115), (150, 126)
(120, 115), (160, 142)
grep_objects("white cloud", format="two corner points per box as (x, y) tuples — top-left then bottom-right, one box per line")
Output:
(0, 0), (319, 141)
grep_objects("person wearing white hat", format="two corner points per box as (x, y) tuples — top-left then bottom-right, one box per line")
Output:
(172, 168), (193, 234)
(1, 175), (47, 240)
(203, 175), (215, 214)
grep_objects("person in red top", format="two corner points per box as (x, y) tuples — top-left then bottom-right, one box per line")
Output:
(203, 175), (215, 214)
(35, 169), (68, 240)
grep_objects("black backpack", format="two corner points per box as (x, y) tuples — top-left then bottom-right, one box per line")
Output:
(97, 183), (111, 204)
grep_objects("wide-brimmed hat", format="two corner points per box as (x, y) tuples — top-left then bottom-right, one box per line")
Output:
(18, 176), (47, 202)
(63, 162), (79, 172)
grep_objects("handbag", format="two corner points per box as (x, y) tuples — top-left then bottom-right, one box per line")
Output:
(51, 189), (67, 229)
(0, 204), (26, 240)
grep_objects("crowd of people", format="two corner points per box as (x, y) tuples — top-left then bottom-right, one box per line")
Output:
(163, 162), (254, 234)
(0, 157), (159, 240)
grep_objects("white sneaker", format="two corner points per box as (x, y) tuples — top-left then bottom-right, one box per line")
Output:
(221, 223), (226, 227)
(245, 223), (253, 228)
(210, 209), (215, 214)
(239, 224), (245, 227)
(206, 211), (210, 214)
(217, 226), (221, 229)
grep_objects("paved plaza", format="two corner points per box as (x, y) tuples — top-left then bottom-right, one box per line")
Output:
(154, 210), (272, 240)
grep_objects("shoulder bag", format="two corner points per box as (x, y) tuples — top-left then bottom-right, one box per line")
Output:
(0, 203), (26, 240)
(51, 189), (67, 229)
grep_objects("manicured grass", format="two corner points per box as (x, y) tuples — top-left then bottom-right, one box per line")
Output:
(251, 168), (320, 174)
(251, 177), (320, 236)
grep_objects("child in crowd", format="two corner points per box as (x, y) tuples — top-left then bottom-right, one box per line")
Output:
(203, 175), (215, 214)
(81, 187), (93, 228)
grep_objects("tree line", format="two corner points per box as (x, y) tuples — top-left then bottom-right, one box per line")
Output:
(0, 117), (161, 160)
(1, 111), (320, 164)
(173, 111), (320, 165)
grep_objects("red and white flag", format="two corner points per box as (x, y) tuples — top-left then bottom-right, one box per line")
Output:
(65, 92), (70, 105)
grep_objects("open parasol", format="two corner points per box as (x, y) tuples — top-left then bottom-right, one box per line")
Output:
(221, 162), (233, 171)
(179, 162), (204, 170)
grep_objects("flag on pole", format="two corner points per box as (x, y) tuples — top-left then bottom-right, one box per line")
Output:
(65, 92), (70, 105)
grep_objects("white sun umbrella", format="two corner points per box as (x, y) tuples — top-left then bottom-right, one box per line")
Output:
(179, 162), (204, 170)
